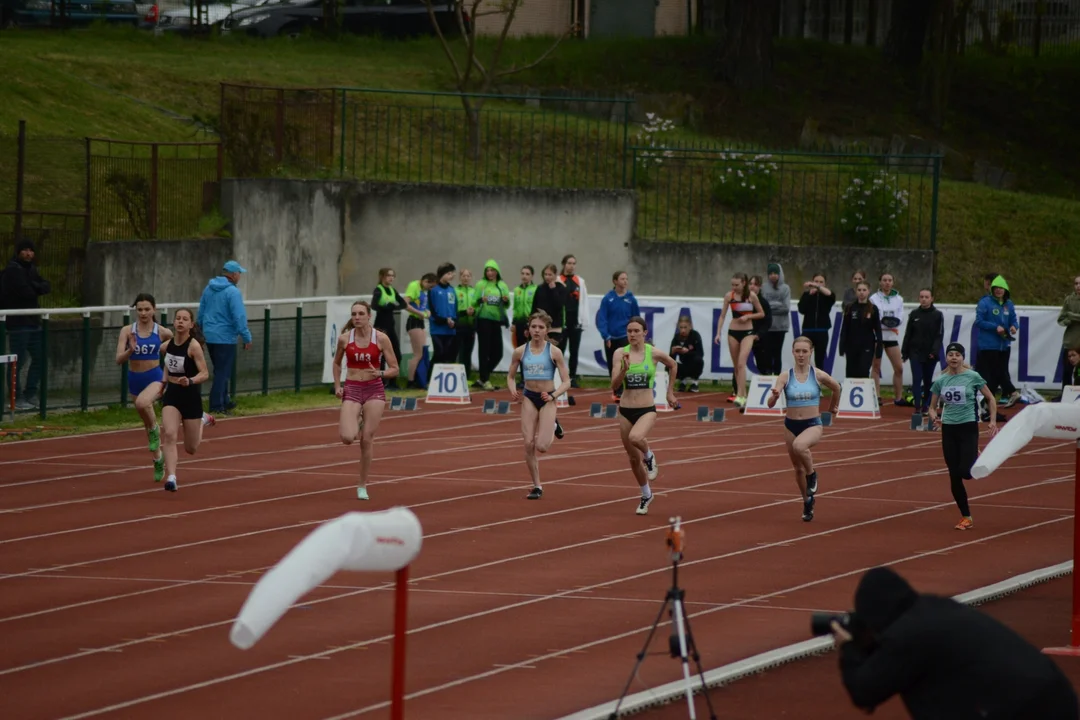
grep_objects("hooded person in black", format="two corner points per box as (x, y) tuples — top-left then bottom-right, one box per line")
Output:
(836, 567), (1078, 720)
(0, 239), (51, 408)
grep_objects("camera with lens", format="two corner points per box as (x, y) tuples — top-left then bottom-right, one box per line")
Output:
(810, 611), (857, 638)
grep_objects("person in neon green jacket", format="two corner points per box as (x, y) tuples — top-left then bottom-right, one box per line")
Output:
(512, 265), (537, 348)
(474, 259), (510, 391)
(455, 268), (480, 375)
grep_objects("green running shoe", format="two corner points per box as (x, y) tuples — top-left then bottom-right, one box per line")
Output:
(148, 425), (161, 453)
(154, 454), (165, 483)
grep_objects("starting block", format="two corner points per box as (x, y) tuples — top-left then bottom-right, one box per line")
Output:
(589, 402), (619, 419)
(388, 397), (419, 411)
(482, 399), (511, 415)
(909, 412), (936, 431)
(696, 406), (726, 423)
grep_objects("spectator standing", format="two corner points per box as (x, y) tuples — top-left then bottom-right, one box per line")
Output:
(473, 259), (511, 391)
(512, 266), (537, 348)
(597, 270), (640, 397)
(558, 254), (590, 388)
(455, 269), (479, 375)
(842, 269), (867, 310)
(428, 262), (458, 365)
(197, 260), (252, 415)
(749, 274), (772, 376)
(371, 267), (407, 388)
(0, 239), (50, 410)
(532, 264), (567, 346)
(1057, 275), (1080, 396)
(797, 273), (836, 370)
(975, 275), (1020, 412)
(901, 288), (945, 415)
(760, 262), (791, 375)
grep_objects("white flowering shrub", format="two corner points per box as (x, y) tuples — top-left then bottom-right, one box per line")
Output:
(710, 152), (780, 211)
(839, 170), (910, 248)
(634, 113), (677, 167)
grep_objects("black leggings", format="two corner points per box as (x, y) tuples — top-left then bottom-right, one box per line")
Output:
(804, 330), (829, 369)
(844, 347), (874, 379)
(561, 327), (582, 378)
(476, 318), (504, 383)
(942, 421), (980, 517)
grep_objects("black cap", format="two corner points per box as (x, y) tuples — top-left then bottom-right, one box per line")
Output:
(946, 342), (966, 357)
(15, 238), (36, 254)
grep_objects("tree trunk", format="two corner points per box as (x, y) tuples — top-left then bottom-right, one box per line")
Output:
(463, 100), (483, 163)
(716, 0), (780, 90)
(883, 0), (935, 68)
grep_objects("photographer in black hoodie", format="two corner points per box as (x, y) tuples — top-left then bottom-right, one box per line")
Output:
(833, 567), (1078, 720)
(901, 288), (945, 415)
(797, 272), (837, 370)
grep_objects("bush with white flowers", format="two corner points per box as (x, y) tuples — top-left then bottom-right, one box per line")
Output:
(710, 152), (780, 211)
(839, 170), (910, 248)
(634, 113), (677, 168)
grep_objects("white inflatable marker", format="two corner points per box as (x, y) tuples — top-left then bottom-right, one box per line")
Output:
(230, 508), (423, 720)
(969, 403), (1080, 656)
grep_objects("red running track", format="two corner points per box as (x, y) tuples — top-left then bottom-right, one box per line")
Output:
(0, 392), (1073, 720)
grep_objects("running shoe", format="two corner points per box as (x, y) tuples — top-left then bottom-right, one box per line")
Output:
(643, 452), (659, 481)
(955, 517), (974, 530)
(733, 396), (747, 408)
(527, 487), (543, 500)
(554, 419), (564, 440)
(802, 494), (815, 522)
(727, 394), (737, 403)
(357, 487), (369, 501)
(636, 494), (654, 515)
(1002, 391), (1021, 408)
(202, 413), (216, 427)
(147, 425), (160, 453)
(164, 476), (178, 493)
(153, 454), (165, 483)
(806, 471), (818, 496)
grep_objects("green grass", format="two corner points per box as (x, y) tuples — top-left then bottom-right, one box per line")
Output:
(2, 28), (1079, 305)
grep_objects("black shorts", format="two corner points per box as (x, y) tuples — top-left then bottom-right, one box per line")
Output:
(406, 316), (425, 332)
(875, 340), (899, 359)
(162, 384), (204, 420)
(523, 388), (549, 411)
(729, 329), (753, 342)
(619, 405), (656, 425)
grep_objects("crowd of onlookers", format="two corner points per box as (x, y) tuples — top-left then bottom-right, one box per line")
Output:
(4, 235), (1080, 415)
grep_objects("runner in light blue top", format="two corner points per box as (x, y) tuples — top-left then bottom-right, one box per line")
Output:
(506, 311), (572, 501)
(768, 336), (841, 523)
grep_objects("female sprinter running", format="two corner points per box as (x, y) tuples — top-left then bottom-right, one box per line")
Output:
(114, 293), (173, 483)
(611, 316), (679, 516)
(506, 310), (571, 500)
(333, 300), (400, 501)
(928, 343), (999, 530)
(714, 273), (764, 408)
(767, 336), (842, 522)
(158, 308), (211, 493)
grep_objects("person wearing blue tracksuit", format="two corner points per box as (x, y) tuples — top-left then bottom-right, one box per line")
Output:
(974, 274), (1019, 415)
(197, 260), (253, 414)
(597, 270), (640, 397)
(428, 262), (459, 365)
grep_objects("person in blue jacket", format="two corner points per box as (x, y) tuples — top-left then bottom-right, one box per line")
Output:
(974, 275), (1020, 414)
(597, 270), (640, 399)
(428, 262), (459, 365)
(197, 260), (253, 414)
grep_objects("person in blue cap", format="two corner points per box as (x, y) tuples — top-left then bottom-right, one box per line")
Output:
(197, 260), (253, 414)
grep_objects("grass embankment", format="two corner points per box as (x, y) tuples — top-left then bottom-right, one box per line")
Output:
(1, 28), (1078, 305)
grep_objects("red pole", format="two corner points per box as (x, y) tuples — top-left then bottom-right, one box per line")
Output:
(391, 566), (409, 720)
(1045, 440), (1080, 656)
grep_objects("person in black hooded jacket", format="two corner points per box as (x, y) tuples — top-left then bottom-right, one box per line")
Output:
(901, 288), (945, 414)
(0, 239), (51, 409)
(832, 566), (1078, 720)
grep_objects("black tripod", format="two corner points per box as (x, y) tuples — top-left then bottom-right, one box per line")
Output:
(609, 518), (717, 720)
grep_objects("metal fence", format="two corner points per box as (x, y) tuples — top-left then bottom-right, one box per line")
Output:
(0, 299), (330, 419)
(631, 147), (941, 250)
(338, 88), (634, 189)
(88, 139), (223, 241)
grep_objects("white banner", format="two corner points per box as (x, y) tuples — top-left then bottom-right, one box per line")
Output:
(323, 296), (1071, 391)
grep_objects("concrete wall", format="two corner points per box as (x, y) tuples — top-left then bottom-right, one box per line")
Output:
(90, 179), (934, 310)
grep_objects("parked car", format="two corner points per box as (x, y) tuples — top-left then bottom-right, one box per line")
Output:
(154, 0), (264, 33)
(1, 0), (139, 27)
(220, 0), (466, 39)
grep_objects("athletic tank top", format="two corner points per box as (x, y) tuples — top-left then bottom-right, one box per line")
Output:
(345, 328), (382, 371)
(164, 337), (197, 380)
(522, 342), (555, 382)
(622, 344), (656, 391)
(784, 366), (820, 408)
(728, 292), (754, 319)
(131, 322), (162, 359)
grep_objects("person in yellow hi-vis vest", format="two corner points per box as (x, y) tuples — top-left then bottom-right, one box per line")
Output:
(474, 259), (511, 391)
